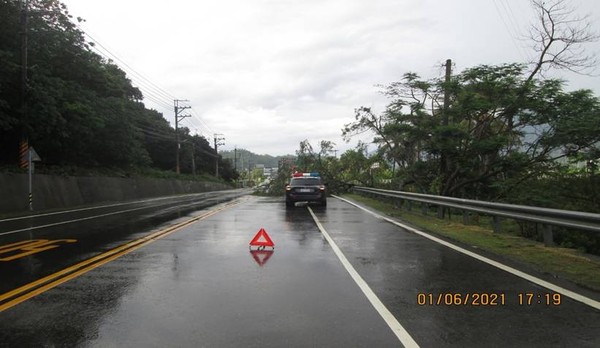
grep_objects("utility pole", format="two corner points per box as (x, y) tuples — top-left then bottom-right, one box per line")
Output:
(19, 0), (32, 211)
(174, 99), (190, 174)
(443, 59), (452, 126)
(213, 133), (225, 177)
(234, 147), (237, 171)
(191, 141), (196, 176)
(18, 0), (29, 170)
(440, 58), (452, 197)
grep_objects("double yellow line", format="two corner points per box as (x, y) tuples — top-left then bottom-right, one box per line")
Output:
(0, 200), (243, 312)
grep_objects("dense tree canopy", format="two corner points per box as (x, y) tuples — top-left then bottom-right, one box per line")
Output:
(343, 64), (600, 199)
(0, 0), (233, 180)
(342, 0), (600, 200)
(264, 0), (600, 255)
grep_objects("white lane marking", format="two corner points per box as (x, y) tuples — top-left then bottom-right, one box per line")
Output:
(0, 193), (249, 237)
(308, 206), (420, 348)
(0, 191), (240, 223)
(334, 195), (600, 311)
(0, 205), (162, 236)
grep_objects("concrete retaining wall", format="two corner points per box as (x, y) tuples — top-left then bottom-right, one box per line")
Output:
(0, 173), (233, 214)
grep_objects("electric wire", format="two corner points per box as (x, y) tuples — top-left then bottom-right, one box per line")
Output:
(73, 23), (218, 140)
(76, 26), (176, 101)
(133, 125), (174, 140)
(42, 15), (221, 161)
(491, 0), (529, 63)
(85, 41), (174, 111)
(81, 36), (174, 114)
(499, 0), (531, 61)
(190, 107), (215, 136)
(132, 126), (218, 158)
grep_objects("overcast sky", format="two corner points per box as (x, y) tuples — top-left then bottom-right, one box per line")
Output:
(60, 0), (600, 156)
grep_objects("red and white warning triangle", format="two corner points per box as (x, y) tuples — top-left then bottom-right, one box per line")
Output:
(250, 250), (274, 266)
(249, 228), (275, 248)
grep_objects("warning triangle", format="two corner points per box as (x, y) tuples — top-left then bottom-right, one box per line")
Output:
(250, 250), (274, 266)
(249, 228), (275, 247)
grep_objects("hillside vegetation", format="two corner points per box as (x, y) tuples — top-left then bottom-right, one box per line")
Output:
(0, 0), (236, 181)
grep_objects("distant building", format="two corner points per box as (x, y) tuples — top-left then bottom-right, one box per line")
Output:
(263, 167), (277, 177)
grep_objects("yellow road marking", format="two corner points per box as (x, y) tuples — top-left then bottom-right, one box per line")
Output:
(0, 240), (35, 251)
(0, 199), (244, 312)
(0, 239), (77, 261)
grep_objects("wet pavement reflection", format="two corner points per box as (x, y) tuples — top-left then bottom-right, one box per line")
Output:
(0, 190), (247, 293)
(312, 197), (600, 347)
(1, 196), (599, 347)
(0, 196), (400, 347)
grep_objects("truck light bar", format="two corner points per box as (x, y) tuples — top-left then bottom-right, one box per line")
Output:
(292, 172), (321, 177)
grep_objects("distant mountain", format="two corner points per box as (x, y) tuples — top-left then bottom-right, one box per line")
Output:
(220, 149), (295, 169)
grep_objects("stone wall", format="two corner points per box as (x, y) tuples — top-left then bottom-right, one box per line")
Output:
(0, 173), (233, 214)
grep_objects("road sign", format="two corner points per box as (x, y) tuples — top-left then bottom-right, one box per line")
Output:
(29, 147), (41, 162)
(249, 228), (274, 249)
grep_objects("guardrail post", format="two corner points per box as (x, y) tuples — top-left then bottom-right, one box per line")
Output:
(437, 206), (444, 219)
(351, 186), (600, 240)
(543, 224), (554, 247)
(492, 216), (501, 233)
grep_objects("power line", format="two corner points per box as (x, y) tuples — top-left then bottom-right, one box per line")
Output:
(72, 23), (189, 124)
(492, 0), (529, 62)
(81, 39), (174, 113)
(86, 42), (174, 110)
(189, 107), (215, 135)
(86, 43), (173, 106)
(134, 129), (174, 142)
(77, 26), (176, 101)
(133, 124), (174, 139)
(500, 0), (531, 61)
(171, 100), (215, 137)
(69, 20), (221, 150)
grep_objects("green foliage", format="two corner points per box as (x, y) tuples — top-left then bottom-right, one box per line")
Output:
(267, 157), (295, 196)
(262, 139), (390, 196)
(342, 59), (600, 255)
(338, 142), (371, 186)
(344, 62), (600, 201)
(0, 0), (234, 181)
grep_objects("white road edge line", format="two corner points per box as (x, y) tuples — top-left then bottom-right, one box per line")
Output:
(334, 195), (600, 311)
(0, 190), (243, 223)
(0, 194), (250, 237)
(0, 194), (187, 223)
(308, 206), (420, 348)
(0, 204), (165, 237)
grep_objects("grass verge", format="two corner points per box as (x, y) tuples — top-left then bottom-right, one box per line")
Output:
(343, 193), (600, 292)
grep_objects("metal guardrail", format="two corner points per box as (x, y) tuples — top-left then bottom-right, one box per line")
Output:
(353, 186), (600, 247)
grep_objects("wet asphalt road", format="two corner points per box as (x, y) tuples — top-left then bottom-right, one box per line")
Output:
(0, 190), (248, 293)
(1, 194), (599, 347)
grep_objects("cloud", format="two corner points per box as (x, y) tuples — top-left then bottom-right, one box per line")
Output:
(171, 1), (437, 154)
(64, 0), (600, 156)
